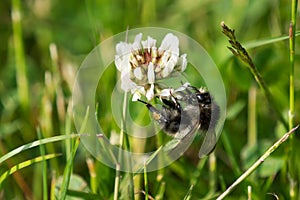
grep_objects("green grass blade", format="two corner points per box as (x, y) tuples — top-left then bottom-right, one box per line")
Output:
(65, 101), (73, 161)
(189, 157), (208, 187)
(59, 107), (89, 200)
(86, 158), (97, 193)
(183, 185), (194, 200)
(244, 31), (300, 49)
(217, 126), (298, 200)
(11, 0), (29, 112)
(66, 189), (103, 200)
(155, 181), (165, 200)
(144, 161), (148, 200)
(59, 138), (80, 200)
(133, 146), (163, 174)
(50, 171), (56, 200)
(37, 128), (48, 200)
(0, 153), (60, 186)
(0, 134), (79, 165)
(78, 106), (90, 134)
(221, 131), (241, 176)
(288, 1), (298, 199)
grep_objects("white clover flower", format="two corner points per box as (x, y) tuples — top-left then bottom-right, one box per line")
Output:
(115, 33), (187, 101)
(158, 82), (190, 101)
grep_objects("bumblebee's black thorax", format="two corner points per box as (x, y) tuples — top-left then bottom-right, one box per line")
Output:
(139, 84), (219, 137)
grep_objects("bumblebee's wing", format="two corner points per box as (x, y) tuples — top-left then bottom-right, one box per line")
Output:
(165, 106), (200, 157)
(165, 122), (199, 159)
(198, 130), (216, 158)
(171, 126), (216, 159)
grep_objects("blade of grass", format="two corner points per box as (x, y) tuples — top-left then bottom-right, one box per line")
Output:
(114, 93), (125, 200)
(221, 130), (241, 176)
(59, 107), (90, 200)
(133, 146), (163, 174)
(144, 161), (149, 200)
(288, 0), (298, 199)
(50, 171), (57, 200)
(65, 101), (72, 161)
(37, 128), (48, 200)
(221, 22), (289, 130)
(59, 138), (80, 200)
(114, 92), (134, 200)
(288, 2), (298, 132)
(155, 181), (165, 200)
(86, 157), (97, 193)
(0, 134), (79, 165)
(183, 185), (194, 200)
(117, 147), (164, 199)
(11, 0), (29, 113)
(66, 189), (103, 200)
(216, 126), (299, 200)
(0, 141), (32, 198)
(185, 157), (207, 199)
(209, 152), (217, 193)
(247, 85), (257, 147)
(155, 98), (166, 198)
(0, 153), (60, 186)
(244, 31), (300, 49)
(114, 29), (135, 200)
(248, 185), (252, 200)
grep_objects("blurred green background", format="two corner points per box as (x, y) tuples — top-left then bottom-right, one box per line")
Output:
(0, 0), (300, 199)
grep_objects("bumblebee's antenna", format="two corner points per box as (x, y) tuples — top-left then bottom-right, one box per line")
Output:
(137, 99), (154, 110)
(137, 99), (164, 122)
(137, 99), (148, 105)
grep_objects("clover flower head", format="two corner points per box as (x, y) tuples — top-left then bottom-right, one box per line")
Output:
(115, 33), (187, 101)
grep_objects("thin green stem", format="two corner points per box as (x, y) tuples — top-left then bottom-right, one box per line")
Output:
(288, 0), (298, 199)
(59, 138), (80, 200)
(183, 157), (207, 200)
(247, 186), (252, 200)
(221, 22), (288, 130)
(221, 131), (241, 176)
(244, 31), (300, 49)
(0, 134), (79, 165)
(11, 0), (29, 113)
(190, 157), (207, 187)
(289, 0), (297, 131)
(155, 181), (165, 200)
(86, 158), (97, 193)
(155, 97), (165, 195)
(209, 152), (216, 193)
(248, 85), (257, 147)
(113, 163), (121, 200)
(144, 161), (149, 200)
(114, 92), (134, 200)
(37, 128), (48, 200)
(216, 126), (298, 200)
(114, 92), (127, 200)
(114, 29), (134, 200)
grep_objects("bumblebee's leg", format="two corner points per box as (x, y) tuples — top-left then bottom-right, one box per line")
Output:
(161, 98), (182, 111)
(160, 97), (183, 134)
(138, 99), (182, 134)
(137, 99), (168, 125)
(186, 85), (199, 93)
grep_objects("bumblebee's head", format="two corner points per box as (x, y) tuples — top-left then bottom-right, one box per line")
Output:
(196, 91), (211, 105)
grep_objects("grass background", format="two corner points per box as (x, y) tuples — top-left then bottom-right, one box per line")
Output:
(0, 0), (299, 199)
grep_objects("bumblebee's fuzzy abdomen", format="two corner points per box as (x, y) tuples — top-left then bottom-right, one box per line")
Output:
(161, 107), (181, 134)
(199, 108), (211, 131)
(199, 102), (219, 131)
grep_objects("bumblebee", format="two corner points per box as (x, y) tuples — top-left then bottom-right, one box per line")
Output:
(138, 83), (219, 157)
